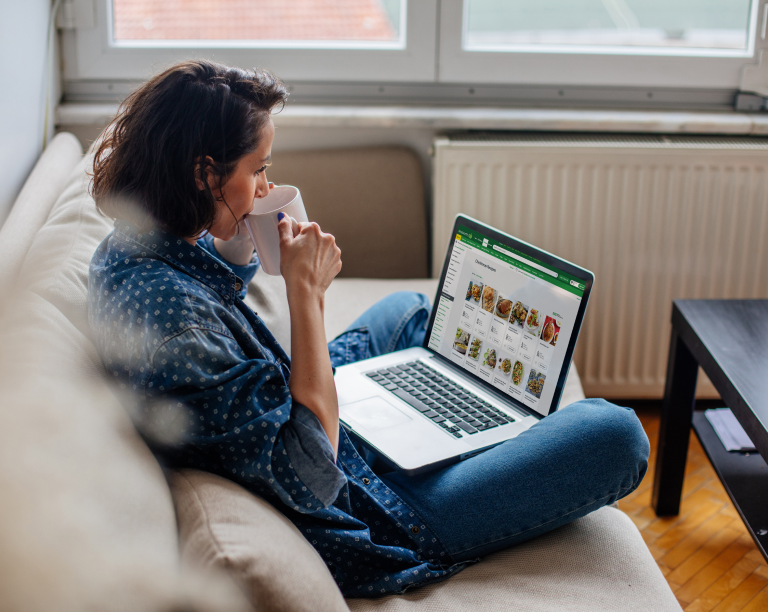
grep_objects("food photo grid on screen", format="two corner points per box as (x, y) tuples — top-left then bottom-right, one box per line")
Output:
(428, 226), (584, 416)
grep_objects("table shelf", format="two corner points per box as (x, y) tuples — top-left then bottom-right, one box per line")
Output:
(692, 411), (768, 560)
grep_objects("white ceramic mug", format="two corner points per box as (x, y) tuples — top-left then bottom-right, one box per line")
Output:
(243, 185), (308, 276)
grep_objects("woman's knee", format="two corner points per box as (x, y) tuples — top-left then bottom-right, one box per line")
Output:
(349, 291), (431, 356)
(390, 291), (431, 351)
(561, 398), (650, 491)
(381, 291), (431, 317)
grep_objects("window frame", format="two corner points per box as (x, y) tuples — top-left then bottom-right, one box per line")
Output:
(62, 0), (437, 82)
(61, 0), (768, 99)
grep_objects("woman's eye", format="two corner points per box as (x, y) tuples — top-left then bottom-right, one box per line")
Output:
(255, 165), (268, 176)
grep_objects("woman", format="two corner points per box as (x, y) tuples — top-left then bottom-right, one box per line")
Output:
(88, 60), (649, 598)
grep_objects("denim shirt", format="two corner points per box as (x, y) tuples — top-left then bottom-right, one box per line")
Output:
(88, 220), (463, 597)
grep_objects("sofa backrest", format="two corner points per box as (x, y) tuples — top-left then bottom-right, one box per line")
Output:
(0, 133), (83, 296)
(267, 146), (429, 279)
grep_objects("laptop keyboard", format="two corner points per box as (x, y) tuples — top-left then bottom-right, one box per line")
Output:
(365, 361), (515, 439)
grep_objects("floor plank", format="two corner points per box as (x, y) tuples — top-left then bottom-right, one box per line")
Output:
(618, 403), (768, 612)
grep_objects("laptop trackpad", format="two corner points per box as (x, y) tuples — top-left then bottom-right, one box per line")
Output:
(343, 397), (413, 431)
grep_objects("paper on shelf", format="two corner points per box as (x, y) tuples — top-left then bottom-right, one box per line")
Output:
(704, 408), (756, 453)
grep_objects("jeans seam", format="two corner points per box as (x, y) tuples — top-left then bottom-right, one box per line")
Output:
(386, 301), (424, 354)
(447, 486), (634, 560)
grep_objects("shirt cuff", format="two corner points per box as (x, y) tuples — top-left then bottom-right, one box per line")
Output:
(283, 403), (346, 507)
(198, 233), (261, 293)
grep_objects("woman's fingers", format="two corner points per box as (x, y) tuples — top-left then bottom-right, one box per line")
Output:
(277, 213), (293, 246)
(280, 219), (342, 292)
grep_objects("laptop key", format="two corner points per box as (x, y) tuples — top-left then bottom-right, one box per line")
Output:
(431, 415), (446, 423)
(457, 422), (478, 434)
(392, 389), (433, 414)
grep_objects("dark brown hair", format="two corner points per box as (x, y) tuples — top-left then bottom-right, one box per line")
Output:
(91, 60), (288, 238)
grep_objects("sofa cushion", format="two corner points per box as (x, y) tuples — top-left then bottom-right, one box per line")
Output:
(347, 506), (681, 612)
(17, 151), (114, 337)
(169, 467), (680, 612)
(170, 469), (350, 612)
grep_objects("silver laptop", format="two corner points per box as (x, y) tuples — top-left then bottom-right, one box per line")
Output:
(336, 214), (594, 475)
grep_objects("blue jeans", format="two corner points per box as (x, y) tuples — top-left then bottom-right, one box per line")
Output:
(328, 291), (650, 563)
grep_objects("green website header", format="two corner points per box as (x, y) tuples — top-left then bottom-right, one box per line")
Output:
(455, 225), (585, 298)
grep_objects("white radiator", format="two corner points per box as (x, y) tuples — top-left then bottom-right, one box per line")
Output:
(432, 134), (768, 399)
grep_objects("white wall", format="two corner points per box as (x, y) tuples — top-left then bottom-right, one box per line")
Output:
(0, 0), (51, 226)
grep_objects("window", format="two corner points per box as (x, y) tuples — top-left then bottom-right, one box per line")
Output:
(61, 0), (768, 100)
(463, 0), (752, 53)
(112, 0), (404, 47)
(439, 0), (764, 89)
(63, 0), (436, 82)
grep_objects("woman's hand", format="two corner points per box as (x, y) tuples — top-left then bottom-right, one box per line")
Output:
(277, 213), (342, 299)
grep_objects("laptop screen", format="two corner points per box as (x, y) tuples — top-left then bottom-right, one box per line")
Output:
(425, 217), (591, 417)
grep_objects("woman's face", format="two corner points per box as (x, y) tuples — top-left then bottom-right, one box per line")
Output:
(207, 119), (275, 241)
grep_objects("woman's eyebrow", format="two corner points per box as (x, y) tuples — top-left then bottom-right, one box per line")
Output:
(262, 155), (272, 162)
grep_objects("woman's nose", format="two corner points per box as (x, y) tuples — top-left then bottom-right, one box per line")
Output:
(255, 173), (269, 198)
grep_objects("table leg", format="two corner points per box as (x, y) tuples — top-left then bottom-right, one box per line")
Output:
(652, 326), (699, 516)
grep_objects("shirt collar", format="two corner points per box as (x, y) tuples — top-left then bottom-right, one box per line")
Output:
(113, 219), (241, 303)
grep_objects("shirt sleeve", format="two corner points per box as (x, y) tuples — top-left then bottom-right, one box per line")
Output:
(197, 233), (260, 298)
(145, 326), (346, 512)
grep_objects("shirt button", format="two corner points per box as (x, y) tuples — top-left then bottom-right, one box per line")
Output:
(411, 526), (421, 535)
(234, 283), (242, 291)
(362, 477), (371, 485)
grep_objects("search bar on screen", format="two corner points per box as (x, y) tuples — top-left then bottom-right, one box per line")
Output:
(492, 245), (558, 278)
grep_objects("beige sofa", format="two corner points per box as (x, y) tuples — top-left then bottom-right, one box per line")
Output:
(0, 133), (681, 612)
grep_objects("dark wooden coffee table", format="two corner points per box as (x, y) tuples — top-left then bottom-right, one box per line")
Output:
(652, 300), (768, 560)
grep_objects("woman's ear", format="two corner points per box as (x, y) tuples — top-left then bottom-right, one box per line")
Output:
(194, 156), (217, 191)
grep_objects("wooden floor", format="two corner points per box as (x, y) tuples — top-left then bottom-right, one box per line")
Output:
(620, 406), (768, 612)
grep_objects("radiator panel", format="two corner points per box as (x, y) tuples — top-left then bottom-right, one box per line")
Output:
(433, 136), (768, 398)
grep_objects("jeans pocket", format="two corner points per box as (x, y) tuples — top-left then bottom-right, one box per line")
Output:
(328, 327), (370, 368)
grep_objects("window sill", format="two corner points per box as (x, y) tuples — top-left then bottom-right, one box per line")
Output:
(55, 102), (768, 135)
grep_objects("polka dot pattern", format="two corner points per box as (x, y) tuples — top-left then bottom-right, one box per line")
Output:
(88, 220), (463, 596)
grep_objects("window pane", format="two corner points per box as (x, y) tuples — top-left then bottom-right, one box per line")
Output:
(113, 0), (403, 44)
(465, 0), (752, 52)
